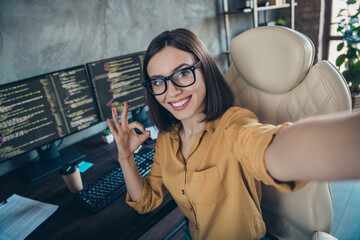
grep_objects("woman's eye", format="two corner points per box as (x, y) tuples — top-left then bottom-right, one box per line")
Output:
(152, 79), (163, 86)
(178, 69), (191, 78)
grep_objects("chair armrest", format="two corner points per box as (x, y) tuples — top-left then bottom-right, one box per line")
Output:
(311, 231), (338, 240)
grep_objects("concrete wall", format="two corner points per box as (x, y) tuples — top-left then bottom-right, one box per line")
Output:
(0, 0), (234, 175)
(0, 0), (229, 83)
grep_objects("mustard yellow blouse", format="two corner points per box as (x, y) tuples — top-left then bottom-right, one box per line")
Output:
(126, 107), (306, 240)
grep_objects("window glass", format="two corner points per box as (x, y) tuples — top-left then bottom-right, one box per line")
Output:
(328, 40), (346, 71)
(330, 0), (347, 37)
(328, 0), (360, 67)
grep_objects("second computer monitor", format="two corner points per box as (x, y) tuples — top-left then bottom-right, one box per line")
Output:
(87, 52), (147, 121)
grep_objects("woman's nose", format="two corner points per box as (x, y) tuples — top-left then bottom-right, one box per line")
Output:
(166, 80), (181, 96)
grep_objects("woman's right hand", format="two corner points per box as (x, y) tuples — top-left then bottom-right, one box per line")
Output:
(107, 102), (151, 162)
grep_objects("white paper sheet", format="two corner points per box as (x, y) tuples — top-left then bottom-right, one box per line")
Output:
(0, 194), (58, 240)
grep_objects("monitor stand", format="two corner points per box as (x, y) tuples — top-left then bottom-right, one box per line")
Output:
(23, 142), (85, 182)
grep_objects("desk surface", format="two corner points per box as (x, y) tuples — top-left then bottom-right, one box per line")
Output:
(0, 134), (177, 240)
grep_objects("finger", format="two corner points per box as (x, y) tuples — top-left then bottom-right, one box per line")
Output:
(128, 121), (150, 143)
(138, 130), (151, 143)
(129, 121), (146, 133)
(111, 107), (122, 132)
(121, 102), (129, 128)
(107, 119), (117, 135)
(112, 105), (119, 119)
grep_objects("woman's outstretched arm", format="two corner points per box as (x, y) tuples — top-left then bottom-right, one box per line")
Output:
(265, 111), (360, 182)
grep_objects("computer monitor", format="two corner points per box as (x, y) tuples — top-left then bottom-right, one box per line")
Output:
(86, 52), (147, 122)
(0, 65), (100, 181)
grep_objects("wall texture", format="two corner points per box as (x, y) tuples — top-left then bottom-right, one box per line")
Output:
(0, 0), (228, 83)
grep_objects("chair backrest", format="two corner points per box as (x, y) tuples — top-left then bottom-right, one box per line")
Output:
(224, 26), (352, 239)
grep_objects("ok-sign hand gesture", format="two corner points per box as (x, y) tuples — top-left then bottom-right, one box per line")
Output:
(107, 102), (151, 163)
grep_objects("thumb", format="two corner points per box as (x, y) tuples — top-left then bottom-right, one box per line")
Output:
(139, 130), (151, 143)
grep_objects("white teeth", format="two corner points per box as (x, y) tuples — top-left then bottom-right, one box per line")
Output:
(171, 97), (190, 107)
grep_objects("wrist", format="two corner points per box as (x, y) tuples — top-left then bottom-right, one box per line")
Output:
(118, 154), (134, 164)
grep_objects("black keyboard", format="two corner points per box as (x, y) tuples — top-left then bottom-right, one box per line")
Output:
(74, 147), (155, 213)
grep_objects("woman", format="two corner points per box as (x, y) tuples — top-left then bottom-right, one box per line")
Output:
(107, 28), (360, 239)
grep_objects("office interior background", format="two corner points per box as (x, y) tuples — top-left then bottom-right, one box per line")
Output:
(0, 0), (359, 239)
(0, 0), (328, 175)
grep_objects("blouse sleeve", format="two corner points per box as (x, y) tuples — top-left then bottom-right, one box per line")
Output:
(225, 108), (307, 192)
(126, 142), (168, 214)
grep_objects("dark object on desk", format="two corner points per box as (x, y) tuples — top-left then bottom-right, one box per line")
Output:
(74, 147), (155, 213)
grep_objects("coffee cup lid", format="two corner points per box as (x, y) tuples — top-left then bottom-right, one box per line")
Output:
(60, 164), (78, 175)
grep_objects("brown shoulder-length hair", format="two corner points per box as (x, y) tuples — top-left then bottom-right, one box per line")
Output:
(143, 28), (234, 132)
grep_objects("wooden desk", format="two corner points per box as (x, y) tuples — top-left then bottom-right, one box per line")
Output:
(0, 134), (178, 240)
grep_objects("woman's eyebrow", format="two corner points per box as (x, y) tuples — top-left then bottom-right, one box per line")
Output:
(150, 63), (191, 79)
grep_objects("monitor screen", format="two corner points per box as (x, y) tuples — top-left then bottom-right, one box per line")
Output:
(0, 65), (99, 180)
(86, 52), (147, 121)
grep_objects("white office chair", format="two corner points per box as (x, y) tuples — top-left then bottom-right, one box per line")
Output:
(224, 26), (352, 240)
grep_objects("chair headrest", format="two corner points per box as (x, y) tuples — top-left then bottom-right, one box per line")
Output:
(229, 26), (315, 94)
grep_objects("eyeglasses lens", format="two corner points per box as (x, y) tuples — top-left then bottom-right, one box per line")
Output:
(150, 68), (195, 95)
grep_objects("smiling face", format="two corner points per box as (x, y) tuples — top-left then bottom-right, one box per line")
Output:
(147, 46), (206, 123)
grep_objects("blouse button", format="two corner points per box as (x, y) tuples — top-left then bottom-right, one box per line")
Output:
(182, 189), (185, 195)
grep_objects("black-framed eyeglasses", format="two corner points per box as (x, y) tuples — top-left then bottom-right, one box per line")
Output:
(143, 61), (202, 96)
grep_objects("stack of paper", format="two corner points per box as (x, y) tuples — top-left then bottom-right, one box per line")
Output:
(0, 194), (58, 240)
